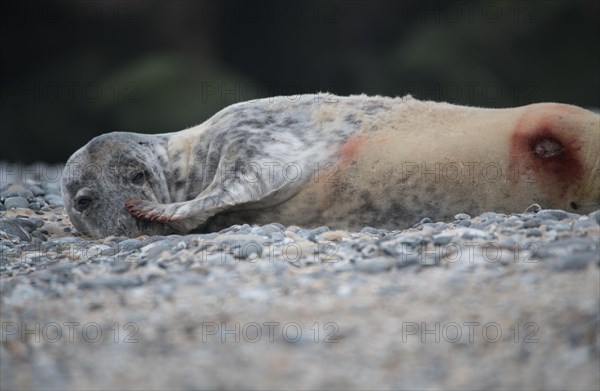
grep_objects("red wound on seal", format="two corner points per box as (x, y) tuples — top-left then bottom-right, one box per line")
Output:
(508, 114), (584, 196)
(532, 137), (563, 158)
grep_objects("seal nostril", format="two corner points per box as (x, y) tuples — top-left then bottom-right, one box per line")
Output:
(532, 138), (563, 158)
(569, 201), (580, 210)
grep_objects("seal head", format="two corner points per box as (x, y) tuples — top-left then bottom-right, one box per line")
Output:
(61, 132), (175, 237)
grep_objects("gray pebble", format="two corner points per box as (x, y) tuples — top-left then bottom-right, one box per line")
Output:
(470, 221), (492, 230)
(454, 220), (471, 228)
(454, 213), (471, 220)
(355, 257), (394, 273)
(0, 218), (37, 241)
(219, 225), (240, 234)
(28, 202), (42, 211)
(117, 239), (142, 251)
(461, 229), (493, 240)
(573, 218), (598, 230)
(522, 218), (541, 229)
(237, 224), (252, 234)
(546, 252), (599, 271)
(31, 231), (47, 242)
(419, 217), (432, 224)
(44, 194), (64, 207)
(270, 232), (285, 242)
(588, 210), (600, 225)
(526, 229), (543, 237)
(78, 276), (144, 289)
(140, 240), (174, 259)
(394, 254), (420, 269)
(432, 234), (453, 246)
(311, 226), (330, 235)
(4, 197), (29, 209)
(268, 222), (286, 231)
(250, 227), (269, 237)
(111, 261), (132, 274)
(28, 217), (44, 228)
(480, 212), (504, 223)
(295, 229), (316, 242)
(536, 209), (568, 221)
(360, 243), (379, 257)
(17, 190), (34, 199)
(202, 252), (237, 266)
(29, 185), (45, 196)
(544, 222), (571, 232)
(0, 240), (15, 248)
(360, 226), (381, 235)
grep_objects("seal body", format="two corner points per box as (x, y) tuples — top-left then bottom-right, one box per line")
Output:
(61, 94), (600, 237)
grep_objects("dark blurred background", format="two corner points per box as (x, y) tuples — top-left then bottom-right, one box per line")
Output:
(1, 0), (598, 163)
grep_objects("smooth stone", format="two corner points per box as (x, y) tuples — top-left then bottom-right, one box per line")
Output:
(44, 194), (64, 207)
(355, 257), (394, 273)
(536, 209), (568, 221)
(360, 227), (381, 235)
(0, 240), (15, 248)
(460, 228), (493, 240)
(522, 218), (541, 229)
(454, 220), (471, 228)
(480, 212), (504, 222)
(0, 218), (37, 241)
(432, 234), (453, 246)
(539, 238), (597, 254)
(470, 221), (492, 229)
(544, 222), (571, 232)
(394, 254), (420, 269)
(588, 210), (600, 225)
(311, 226), (330, 235)
(526, 229), (543, 237)
(203, 252), (237, 266)
(360, 243), (379, 257)
(295, 229), (316, 242)
(454, 213), (471, 220)
(573, 218), (598, 230)
(250, 227), (269, 237)
(111, 261), (132, 273)
(78, 276), (144, 289)
(270, 232), (285, 242)
(546, 252), (598, 271)
(4, 197), (29, 209)
(117, 239), (142, 251)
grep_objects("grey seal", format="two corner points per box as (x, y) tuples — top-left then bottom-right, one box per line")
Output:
(61, 94), (600, 237)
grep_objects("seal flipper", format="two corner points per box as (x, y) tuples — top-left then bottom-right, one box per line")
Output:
(125, 198), (184, 224)
(125, 180), (265, 233)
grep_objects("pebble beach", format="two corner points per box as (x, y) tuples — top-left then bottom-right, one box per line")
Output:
(1, 163), (599, 390)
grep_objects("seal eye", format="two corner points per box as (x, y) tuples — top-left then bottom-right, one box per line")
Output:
(131, 171), (145, 185)
(76, 197), (92, 212)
